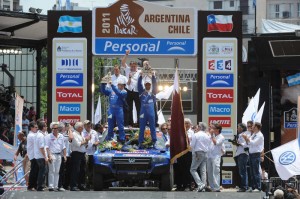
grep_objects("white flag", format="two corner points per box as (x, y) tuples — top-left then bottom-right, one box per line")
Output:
(242, 97), (256, 124)
(156, 85), (174, 100)
(132, 101), (137, 124)
(254, 102), (265, 123)
(94, 96), (101, 124)
(253, 88), (260, 113)
(157, 109), (166, 125)
(271, 139), (300, 180)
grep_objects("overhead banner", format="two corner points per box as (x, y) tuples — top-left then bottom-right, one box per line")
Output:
(14, 93), (24, 146)
(92, 0), (197, 56)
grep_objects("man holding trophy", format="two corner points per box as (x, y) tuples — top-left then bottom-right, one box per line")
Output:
(100, 71), (127, 144)
(137, 61), (157, 148)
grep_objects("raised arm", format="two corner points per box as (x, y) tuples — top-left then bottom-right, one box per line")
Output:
(152, 75), (157, 95)
(111, 84), (127, 98)
(121, 49), (130, 68)
(138, 75), (144, 95)
(100, 83), (111, 96)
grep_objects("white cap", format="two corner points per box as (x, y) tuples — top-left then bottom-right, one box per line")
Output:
(144, 76), (152, 85)
(117, 78), (126, 85)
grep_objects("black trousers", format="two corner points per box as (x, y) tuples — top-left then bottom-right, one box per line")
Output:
(174, 152), (192, 189)
(70, 152), (86, 189)
(28, 158), (38, 189)
(126, 90), (140, 126)
(36, 158), (46, 190)
(63, 157), (72, 189)
(234, 155), (241, 187)
(86, 155), (94, 188)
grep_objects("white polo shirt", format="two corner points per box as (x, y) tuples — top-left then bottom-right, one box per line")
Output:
(45, 133), (66, 154)
(190, 131), (211, 153)
(71, 130), (87, 153)
(249, 131), (264, 154)
(208, 133), (225, 159)
(82, 129), (99, 155)
(27, 131), (36, 160)
(34, 131), (45, 159)
(111, 74), (128, 87)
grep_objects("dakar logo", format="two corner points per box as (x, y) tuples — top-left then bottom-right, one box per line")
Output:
(114, 4), (137, 35)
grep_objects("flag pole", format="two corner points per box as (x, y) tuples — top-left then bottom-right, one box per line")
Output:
(254, 0), (257, 35)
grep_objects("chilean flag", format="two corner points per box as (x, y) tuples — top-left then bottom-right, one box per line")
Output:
(207, 14), (233, 32)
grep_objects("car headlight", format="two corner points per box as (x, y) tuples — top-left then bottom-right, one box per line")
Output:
(152, 156), (167, 163)
(98, 156), (112, 163)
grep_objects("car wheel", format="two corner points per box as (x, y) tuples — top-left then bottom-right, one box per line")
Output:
(160, 164), (174, 191)
(93, 170), (104, 191)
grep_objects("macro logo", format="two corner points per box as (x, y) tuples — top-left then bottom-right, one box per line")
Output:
(206, 89), (234, 103)
(209, 117), (231, 127)
(58, 116), (81, 125)
(208, 104), (231, 115)
(279, 151), (296, 165)
(206, 74), (234, 87)
(58, 104), (81, 114)
(56, 73), (83, 87)
(56, 88), (83, 102)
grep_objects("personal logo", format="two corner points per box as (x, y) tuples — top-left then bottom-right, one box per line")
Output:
(56, 88), (83, 102)
(57, 15), (83, 33)
(279, 151), (296, 165)
(56, 73), (83, 87)
(128, 158), (136, 163)
(206, 74), (234, 87)
(115, 4), (137, 35)
(217, 60), (223, 70)
(206, 89), (234, 103)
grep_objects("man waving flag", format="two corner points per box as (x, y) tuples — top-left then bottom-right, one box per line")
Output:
(170, 68), (190, 164)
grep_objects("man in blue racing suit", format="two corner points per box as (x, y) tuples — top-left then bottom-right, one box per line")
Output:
(101, 78), (127, 143)
(138, 72), (157, 148)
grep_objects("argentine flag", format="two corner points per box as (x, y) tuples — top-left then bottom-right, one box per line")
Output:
(57, 15), (82, 33)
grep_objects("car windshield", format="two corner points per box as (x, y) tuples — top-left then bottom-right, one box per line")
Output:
(99, 128), (167, 150)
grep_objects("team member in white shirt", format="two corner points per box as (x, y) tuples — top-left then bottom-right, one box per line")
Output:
(82, 120), (99, 190)
(45, 122), (66, 191)
(34, 122), (48, 191)
(190, 122), (211, 192)
(207, 122), (225, 192)
(236, 123), (251, 192)
(70, 122), (90, 191)
(242, 122), (264, 192)
(121, 49), (141, 126)
(27, 121), (38, 191)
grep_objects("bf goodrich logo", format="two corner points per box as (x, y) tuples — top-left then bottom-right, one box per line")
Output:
(56, 88), (83, 102)
(206, 89), (234, 103)
(115, 4), (137, 35)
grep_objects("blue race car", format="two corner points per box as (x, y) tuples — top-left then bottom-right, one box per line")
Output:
(93, 128), (173, 191)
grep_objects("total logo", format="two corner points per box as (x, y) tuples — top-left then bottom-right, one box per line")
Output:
(58, 116), (80, 125)
(207, 59), (233, 71)
(209, 117), (231, 127)
(56, 88), (83, 102)
(206, 74), (233, 87)
(206, 89), (234, 103)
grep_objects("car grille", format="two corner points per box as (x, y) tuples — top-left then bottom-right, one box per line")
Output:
(113, 157), (152, 171)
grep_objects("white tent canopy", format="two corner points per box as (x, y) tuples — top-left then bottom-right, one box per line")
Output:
(262, 19), (300, 33)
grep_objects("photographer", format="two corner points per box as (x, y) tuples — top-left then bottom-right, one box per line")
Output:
(285, 183), (300, 199)
(234, 123), (251, 192)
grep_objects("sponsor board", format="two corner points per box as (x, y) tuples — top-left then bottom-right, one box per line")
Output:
(221, 129), (234, 136)
(206, 89), (234, 103)
(222, 170), (232, 185)
(93, 1), (196, 56)
(56, 58), (84, 72)
(56, 42), (84, 57)
(58, 104), (81, 114)
(207, 59), (233, 72)
(58, 116), (81, 124)
(206, 43), (234, 57)
(208, 104), (231, 115)
(284, 107), (297, 129)
(208, 117), (231, 127)
(56, 88), (83, 102)
(206, 74), (233, 87)
(56, 73), (83, 87)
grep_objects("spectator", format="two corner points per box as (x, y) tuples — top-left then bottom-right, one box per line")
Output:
(160, 123), (169, 143)
(14, 131), (30, 185)
(94, 124), (105, 144)
(22, 115), (30, 135)
(27, 122), (38, 191)
(27, 106), (36, 122)
(274, 189), (284, 199)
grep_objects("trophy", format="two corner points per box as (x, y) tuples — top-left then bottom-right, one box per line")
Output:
(142, 61), (152, 77)
(101, 72), (112, 83)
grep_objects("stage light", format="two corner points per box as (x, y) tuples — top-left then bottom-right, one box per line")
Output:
(183, 86), (188, 92)
(0, 49), (2, 53)
(10, 49), (14, 53)
(158, 85), (163, 91)
(36, 8), (42, 14)
(3, 49), (7, 53)
(29, 7), (36, 13)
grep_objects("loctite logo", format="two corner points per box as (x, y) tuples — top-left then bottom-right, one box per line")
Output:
(58, 116), (80, 125)
(56, 88), (83, 102)
(209, 117), (231, 127)
(206, 89), (234, 103)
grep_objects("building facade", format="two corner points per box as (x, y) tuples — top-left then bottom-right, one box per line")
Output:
(0, 0), (22, 11)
